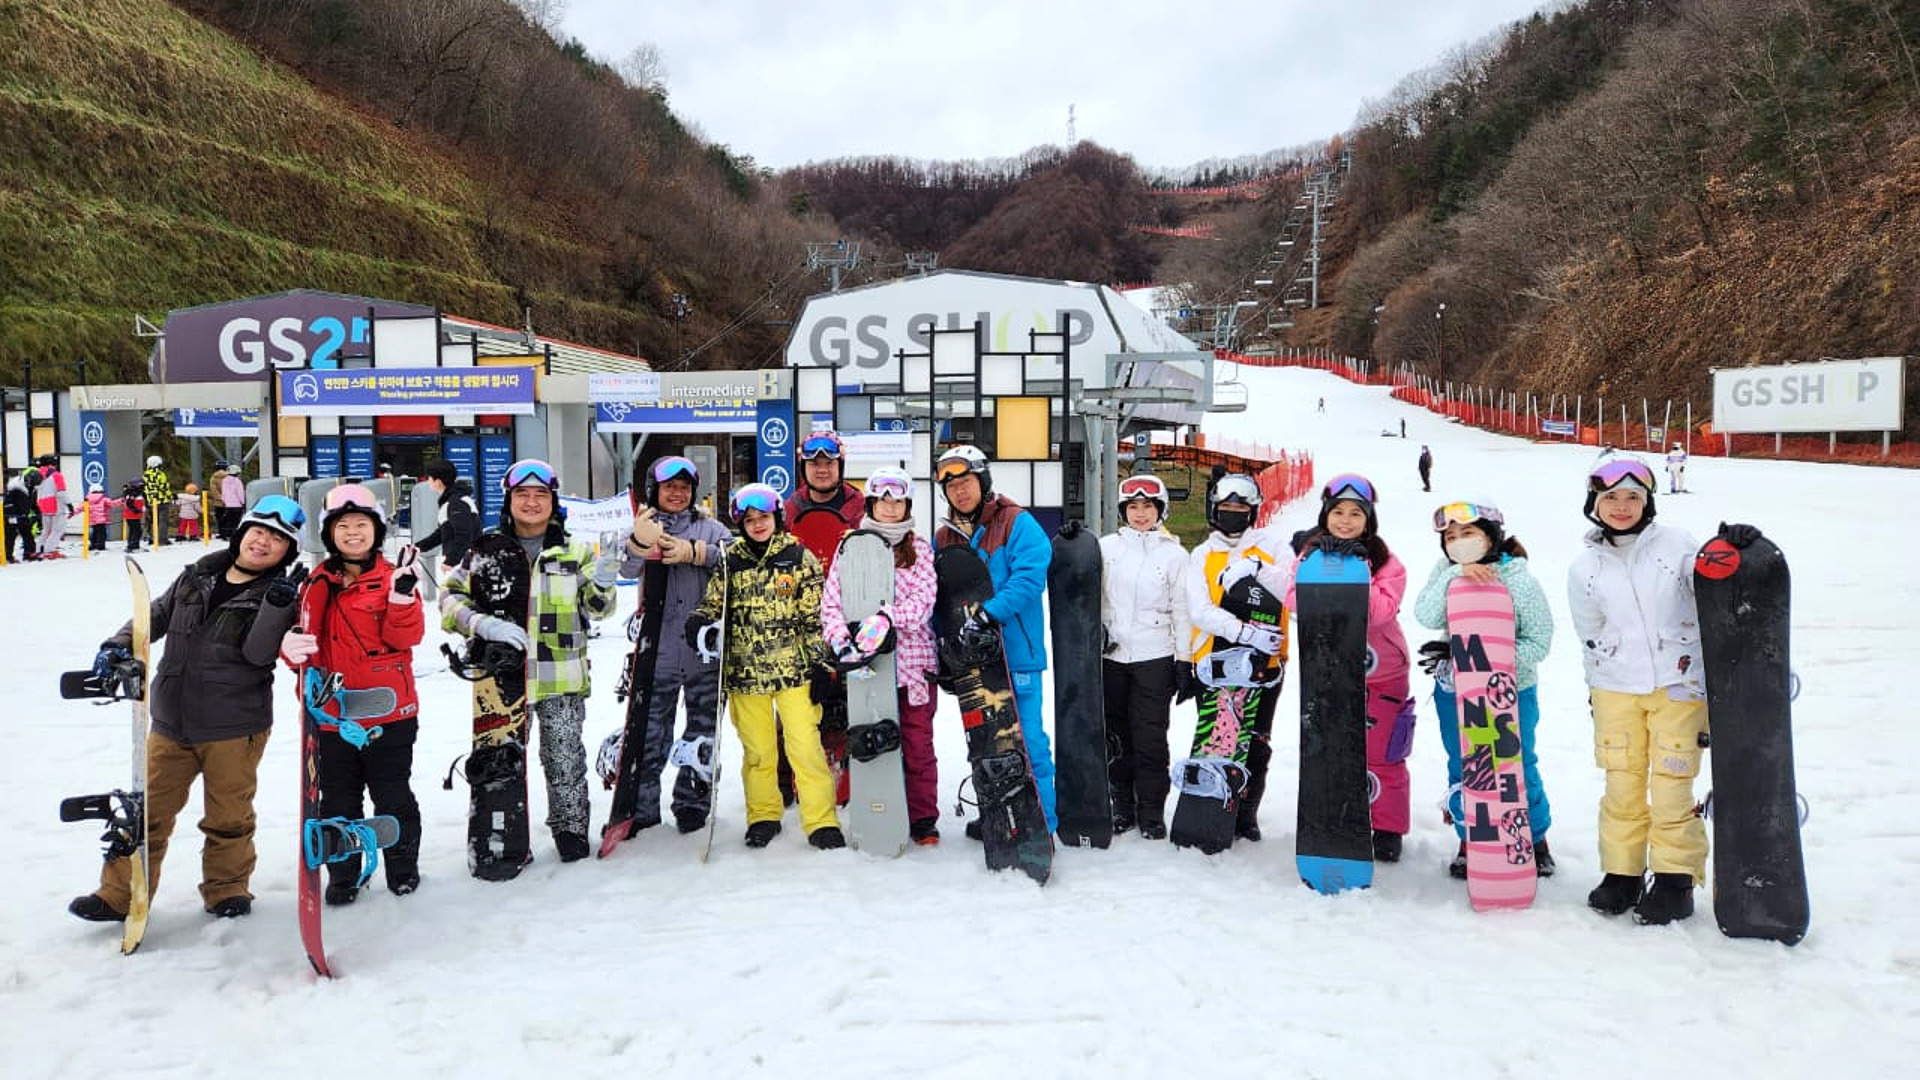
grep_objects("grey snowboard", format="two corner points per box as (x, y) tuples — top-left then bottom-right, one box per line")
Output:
(837, 530), (910, 856)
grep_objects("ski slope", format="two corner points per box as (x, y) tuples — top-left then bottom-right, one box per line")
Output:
(4, 364), (1916, 1078)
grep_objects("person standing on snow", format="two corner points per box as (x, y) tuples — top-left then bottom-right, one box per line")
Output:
(1282, 474), (1414, 862)
(1417, 445), (1434, 493)
(1567, 457), (1724, 925)
(613, 454), (732, 836)
(67, 495), (307, 923)
(1099, 473), (1191, 841)
(1664, 442), (1688, 494)
(1183, 470), (1291, 842)
(689, 484), (843, 850)
(782, 429), (865, 807)
(143, 455), (174, 547)
(35, 455), (76, 558)
(1414, 496), (1557, 880)
(120, 480), (148, 552)
(441, 459), (622, 863)
(5, 467), (38, 561)
(820, 466), (942, 843)
(414, 459), (480, 572)
(83, 482), (121, 552)
(279, 484), (427, 901)
(934, 444), (1058, 837)
(217, 463), (247, 542)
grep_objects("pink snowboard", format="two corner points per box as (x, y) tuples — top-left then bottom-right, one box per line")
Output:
(1446, 577), (1535, 912)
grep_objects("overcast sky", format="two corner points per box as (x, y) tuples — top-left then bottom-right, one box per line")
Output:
(558, 1), (1556, 172)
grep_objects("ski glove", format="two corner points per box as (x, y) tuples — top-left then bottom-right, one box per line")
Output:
(684, 618), (716, 652)
(471, 614), (530, 652)
(389, 544), (420, 603)
(1416, 639), (1452, 676)
(264, 564), (309, 608)
(1315, 534), (1363, 558)
(833, 637), (866, 667)
(1719, 521), (1764, 549)
(1102, 626), (1118, 655)
(92, 645), (132, 679)
(592, 532), (625, 587)
(1173, 661), (1198, 703)
(280, 631), (320, 666)
(1217, 556), (1262, 594)
(960, 604), (995, 640)
(628, 506), (664, 551)
(1235, 622), (1283, 655)
(853, 610), (893, 656)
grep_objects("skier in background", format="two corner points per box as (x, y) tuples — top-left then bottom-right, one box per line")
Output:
(1567, 457), (1720, 925)
(67, 495), (306, 923)
(176, 484), (203, 542)
(689, 483), (843, 850)
(441, 460), (622, 863)
(414, 459), (480, 572)
(8, 466), (41, 561)
(935, 444), (1058, 837)
(120, 480), (148, 552)
(83, 482), (121, 552)
(35, 454), (75, 558)
(782, 430), (864, 808)
(1283, 474), (1413, 862)
(1417, 445), (1434, 492)
(144, 455), (173, 547)
(1182, 469), (1291, 842)
(217, 462), (246, 542)
(820, 467), (942, 843)
(1099, 473), (1190, 841)
(1414, 497), (1556, 880)
(279, 484), (427, 901)
(614, 455), (732, 836)
(1665, 442), (1688, 493)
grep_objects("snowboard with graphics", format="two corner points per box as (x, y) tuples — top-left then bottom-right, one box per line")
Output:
(934, 539), (1051, 885)
(836, 529), (910, 856)
(1170, 570), (1283, 855)
(1695, 530), (1808, 945)
(1447, 575), (1535, 911)
(1294, 550), (1374, 894)
(1048, 521), (1110, 848)
(601, 550), (669, 858)
(445, 533), (534, 881)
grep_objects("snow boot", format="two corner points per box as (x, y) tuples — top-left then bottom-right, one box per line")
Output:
(964, 817), (984, 842)
(554, 831), (590, 863)
(324, 880), (360, 907)
(1587, 873), (1646, 915)
(1634, 873), (1696, 925)
(1372, 829), (1403, 863)
(808, 826), (847, 850)
(1533, 839), (1556, 877)
(1448, 842), (1468, 880)
(674, 811), (707, 835)
(206, 896), (252, 918)
(743, 820), (782, 848)
(909, 818), (940, 846)
(1138, 819), (1168, 841)
(68, 893), (126, 923)
(389, 873), (420, 897)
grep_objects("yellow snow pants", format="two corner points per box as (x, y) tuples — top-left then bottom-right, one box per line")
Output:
(731, 685), (839, 834)
(1590, 687), (1708, 882)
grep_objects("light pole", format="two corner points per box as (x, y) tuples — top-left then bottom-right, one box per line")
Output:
(1371, 303), (1386, 375)
(1434, 302), (1447, 390)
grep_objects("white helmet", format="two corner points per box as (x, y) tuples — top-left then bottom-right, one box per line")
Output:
(146, 455), (162, 468)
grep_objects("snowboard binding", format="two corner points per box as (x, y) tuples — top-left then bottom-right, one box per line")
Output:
(668, 735), (717, 784)
(303, 817), (394, 888)
(443, 639), (526, 682)
(60, 790), (146, 861)
(59, 660), (147, 703)
(846, 720), (903, 763)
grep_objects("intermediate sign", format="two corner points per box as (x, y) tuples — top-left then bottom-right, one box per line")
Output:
(592, 372), (758, 434)
(278, 367), (535, 416)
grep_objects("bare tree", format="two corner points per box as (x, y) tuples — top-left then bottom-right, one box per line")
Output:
(619, 42), (668, 94)
(509, 0), (565, 38)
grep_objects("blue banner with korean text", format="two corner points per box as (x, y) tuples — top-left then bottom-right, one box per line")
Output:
(278, 368), (534, 416)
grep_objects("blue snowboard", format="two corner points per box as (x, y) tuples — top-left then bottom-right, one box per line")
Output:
(1293, 549), (1375, 894)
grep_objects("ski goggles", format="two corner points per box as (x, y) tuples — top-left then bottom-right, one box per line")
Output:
(865, 472), (912, 501)
(1212, 474), (1260, 506)
(1118, 475), (1167, 503)
(650, 455), (698, 485)
(247, 495), (307, 530)
(503, 459), (557, 490)
(730, 484), (781, 517)
(935, 458), (977, 484)
(799, 433), (843, 461)
(1431, 501), (1504, 531)
(1588, 458), (1656, 494)
(1321, 473), (1375, 504)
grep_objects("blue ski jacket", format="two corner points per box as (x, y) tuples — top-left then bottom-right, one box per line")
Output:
(938, 494), (1050, 673)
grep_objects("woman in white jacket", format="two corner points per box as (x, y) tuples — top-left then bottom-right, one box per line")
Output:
(1566, 456), (1705, 926)
(1099, 475), (1192, 839)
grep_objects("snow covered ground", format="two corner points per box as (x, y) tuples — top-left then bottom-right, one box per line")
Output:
(5, 364), (1917, 1078)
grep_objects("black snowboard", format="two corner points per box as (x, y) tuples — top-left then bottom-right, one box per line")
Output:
(1293, 550), (1374, 893)
(446, 532), (534, 882)
(935, 540), (1051, 885)
(600, 551), (670, 857)
(1695, 530), (1809, 945)
(1169, 569), (1283, 855)
(1048, 521), (1109, 848)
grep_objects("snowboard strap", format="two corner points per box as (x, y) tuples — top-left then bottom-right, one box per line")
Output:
(669, 735), (717, 783)
(302, 817), (385, 887)
(846, 720), (902, 763)
(1170, 756), (1248, 801)
(694, 623), (723, 665)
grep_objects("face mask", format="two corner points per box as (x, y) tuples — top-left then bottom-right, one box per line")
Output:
(1445, 535), (1490, 565)
(1213, 508), (1252, 536)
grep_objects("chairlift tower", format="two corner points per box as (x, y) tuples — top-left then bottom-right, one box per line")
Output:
(806, 240), (861, 292)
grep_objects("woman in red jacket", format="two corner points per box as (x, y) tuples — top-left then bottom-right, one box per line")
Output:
(281, 484), (426, 902)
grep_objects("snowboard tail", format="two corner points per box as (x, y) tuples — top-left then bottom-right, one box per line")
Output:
(446, 534), (534, 882)
(1294, 550), (1374, 894)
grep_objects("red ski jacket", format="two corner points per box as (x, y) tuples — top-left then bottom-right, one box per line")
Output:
(297, 556), (425, 728)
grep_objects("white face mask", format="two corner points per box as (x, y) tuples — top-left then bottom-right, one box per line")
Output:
(1445, 535), (1491, 565)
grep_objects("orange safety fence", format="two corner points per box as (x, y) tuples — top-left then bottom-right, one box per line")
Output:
(1149, 440), (1316, 527)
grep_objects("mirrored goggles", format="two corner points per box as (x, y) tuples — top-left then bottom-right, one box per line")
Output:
(650, 456), (697, 485)
(1588, 458), (1656, 494)
(799, 434), (843, 461)
(731, 486), (781, 516)
(866, 474), (912, 500)
(935, 459), (975, 484)
(1118, 475), (1166, 501)
(1432, 502), (1504, 531)
(250, 495), (307, 529)
(1321, 473), (1375, 503)
(504, 459), (557, 489)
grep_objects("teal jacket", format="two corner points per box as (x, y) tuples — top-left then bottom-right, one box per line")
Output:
(1412, 554), (1554, 690)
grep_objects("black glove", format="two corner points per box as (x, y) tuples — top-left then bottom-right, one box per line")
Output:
(263, 564), (308, 608)
(961, 604), (995, 639)
(1720, 522), (1763, 549)
(1101, 626), (1119, 656)
(393, 573), (418, 597)
(683, 618), (714, 651)
(1316, 534), (1362, 558)
(93, 645), (132, 679)
(1173, 661), (1197, 703)
(1416, 640), (1451, 676)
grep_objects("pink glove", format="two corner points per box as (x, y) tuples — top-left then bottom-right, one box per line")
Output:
(281, 631), (319, 667)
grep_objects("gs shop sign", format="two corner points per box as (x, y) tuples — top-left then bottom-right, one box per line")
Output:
(157, 291), (436, 382)
(1711, 357), (1905, 434)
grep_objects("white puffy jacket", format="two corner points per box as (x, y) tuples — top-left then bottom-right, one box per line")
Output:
(1100, 526), (1191, 663)
(1566, 521), (1704, 697)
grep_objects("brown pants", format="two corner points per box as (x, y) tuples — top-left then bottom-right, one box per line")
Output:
(96, 729), (270, 911)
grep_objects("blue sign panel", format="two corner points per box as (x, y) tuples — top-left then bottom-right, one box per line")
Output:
(278, 368), (534, 416)
(311, 438), (342, 478)
(79, 411), (109, 494)
(171, 408), (261, 437)
(478, 435), (514, 524)
(345, 436), (376, 479)
(441, 436), (477, 484)
(754, 399), (796, 496)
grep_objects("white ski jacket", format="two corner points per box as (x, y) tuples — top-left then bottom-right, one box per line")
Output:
(1099, 526), (1191, 664)
(1183, 525), (1292, 665)
(1566, 521), (1704, 697)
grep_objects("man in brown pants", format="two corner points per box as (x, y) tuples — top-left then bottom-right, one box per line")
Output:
(68, 495), (306, 922)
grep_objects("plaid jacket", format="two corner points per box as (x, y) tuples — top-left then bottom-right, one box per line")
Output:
(441, 523), (617, 700)
(821, 531), (938, 705)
